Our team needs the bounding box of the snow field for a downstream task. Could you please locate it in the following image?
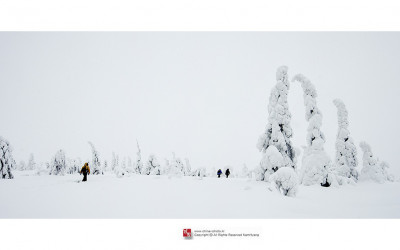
[1,171,399,218]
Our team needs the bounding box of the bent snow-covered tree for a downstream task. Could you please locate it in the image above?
[292,74,333,186]
[0,137,15,179]
[257,66,296,181]
[49,149,66,175]
[359,141,394,183]
[88,141,102,175]
[333,99,358,182]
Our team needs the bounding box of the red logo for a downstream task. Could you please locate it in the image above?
[183,229,192,237]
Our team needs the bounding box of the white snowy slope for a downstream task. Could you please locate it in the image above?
[0,171,399,218]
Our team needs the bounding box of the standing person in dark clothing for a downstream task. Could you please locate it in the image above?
[217,169,222,178]
[225,168,230,178]
[80,162,90,182]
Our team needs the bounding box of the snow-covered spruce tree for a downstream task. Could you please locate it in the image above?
[184,158,192,176]
[269,167,299,197]
[333,99,358,182]
[135,140,143,174]
[162,158,170,175]
[27,153,36,170]
[167,153,185,176]
[0,137,15,179]
[66,158,74,174]
[144,154,161,175]
[260,145,284,181]
[113,153,125,177]
[111,152,119,171]
[49,149,66,175]
[257,66,296,181]
[141,156,151,175]
[359,141,394,183]
[88,141,102,175]
[292,74,333,187]
[66,158,81,174]
[194,168,207,178]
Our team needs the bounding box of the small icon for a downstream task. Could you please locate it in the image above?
[183,229,192,238]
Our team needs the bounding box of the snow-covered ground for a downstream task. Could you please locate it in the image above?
[1,171,399,218]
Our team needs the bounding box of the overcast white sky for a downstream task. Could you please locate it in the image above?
[1,32,399,175]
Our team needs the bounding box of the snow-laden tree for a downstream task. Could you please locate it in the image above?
[142,156,152,175]
[144,154,161,175]
[292,74,333,186]
[162,158,170,175]
[257,66,296,168]
[184,158,192,176]
[111,152,118,171]
[49,149,66,175]
[269,167,299,197]
[259,145,284,181]
[0,137,15,179]
[112,153,126,177]
[66,158,81,174]
[27,153,36,170]
[359,141,394,183]
[333,99,358,182]
[193,168,207,178]
[135,140,143,174]
[167,153,185,176]
[88,141,102,175]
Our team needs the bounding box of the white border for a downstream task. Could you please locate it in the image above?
[1,1,400,249]
[0,219,398,250]
[1,0,400,31]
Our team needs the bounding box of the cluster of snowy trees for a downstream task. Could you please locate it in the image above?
[1,137,220,178]
[1,66,395,196]
[257,66,395,197]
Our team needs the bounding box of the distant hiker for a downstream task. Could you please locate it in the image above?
[217,169,222,178]
[225,168,230,178]
[80,162,90,182]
